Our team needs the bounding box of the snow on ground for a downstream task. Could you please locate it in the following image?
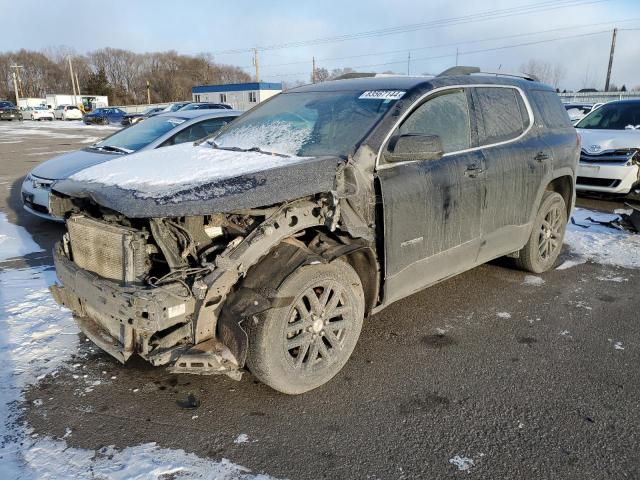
[0,121,118,142]
[449,455,475,472]
[70,142,310,198]
[0,214,275,479]
[0,212,43,261]
[561,207,640,270]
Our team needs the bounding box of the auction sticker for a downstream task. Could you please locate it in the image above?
[359,90,405,100]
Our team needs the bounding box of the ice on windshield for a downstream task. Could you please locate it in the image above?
[213,91,398,157]
[216,120,312,157]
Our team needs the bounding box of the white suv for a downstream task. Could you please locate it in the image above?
[54,105,83,120]
[575,99,640,194]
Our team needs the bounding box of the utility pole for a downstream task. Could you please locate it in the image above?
[10,65,24,97]
[12,71,20,106]
[455,48,459,66]
[75,72,81,96]
[146,80,151,104]
[68,56,78,105]
[312,56,317,83]
[407,51,411,76]
[253,48,260,82]
[604,28,617,92]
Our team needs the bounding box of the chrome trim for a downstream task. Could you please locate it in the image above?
[375,84,535,171]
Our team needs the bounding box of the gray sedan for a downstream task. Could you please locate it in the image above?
[21,109,241,221]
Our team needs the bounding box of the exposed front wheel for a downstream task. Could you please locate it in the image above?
[246,259,365,394]
[515,191,567,273]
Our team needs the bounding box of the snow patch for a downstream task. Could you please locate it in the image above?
[564,208,640,269]
[449,455,475,472]
[522,275,545,286]
[496,312,512,319]
[234,434,250,444]
[216,120,311,157]
[0,212,43,261]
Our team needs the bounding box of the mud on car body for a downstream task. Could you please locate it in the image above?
[49,68,579,394]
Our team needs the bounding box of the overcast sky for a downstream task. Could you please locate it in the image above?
[2,0,639,90]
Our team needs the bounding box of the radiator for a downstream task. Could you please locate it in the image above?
[67,215,150,283]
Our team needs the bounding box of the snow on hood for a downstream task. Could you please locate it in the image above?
[577,128,640,154]
[30,148,118,180]
[69,142,312,199]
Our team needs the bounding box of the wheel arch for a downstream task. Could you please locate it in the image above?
[545,173,574,217]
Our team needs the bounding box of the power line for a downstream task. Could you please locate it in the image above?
[260,28,625,78]
[212,0,610,55]
[248,17,639,70]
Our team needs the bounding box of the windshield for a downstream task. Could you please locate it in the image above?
[213,90,400,157]
[576,102,640,130]
[93,115,185,152]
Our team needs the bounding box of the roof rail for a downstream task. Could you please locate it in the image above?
[436,66,539,82]
[479,70,539,82]
[333,72,377,80]
[437,66,480,77]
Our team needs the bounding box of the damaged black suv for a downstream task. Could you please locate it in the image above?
[49,67,579,394]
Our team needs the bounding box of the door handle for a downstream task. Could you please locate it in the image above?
[535,152,550,162]
[464,165,485,178]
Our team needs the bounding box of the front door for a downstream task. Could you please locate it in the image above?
[377,88,485,305]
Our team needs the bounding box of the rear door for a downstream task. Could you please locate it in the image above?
[471,86,548,262]
[377,88,485,304]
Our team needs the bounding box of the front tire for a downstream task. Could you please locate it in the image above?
[515,191,567,273]
[246,259,365,394]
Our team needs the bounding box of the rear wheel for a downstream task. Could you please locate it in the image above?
[246,259,365,394]
[515,191,567,273]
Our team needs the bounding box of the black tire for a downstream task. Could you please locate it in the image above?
[246,259,365,394]
[515,191,567,273]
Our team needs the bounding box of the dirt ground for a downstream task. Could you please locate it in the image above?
[1,121,639,479]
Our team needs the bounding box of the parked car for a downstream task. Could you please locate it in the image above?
[0,100,22,121]
[22,106,54,121]
[575,99,640,194]
[564,103,593,124]
[121,106,167,126]
[178,102,232,111]
[22,110,241,220]
[83,107,126,125]
[48,71,578,394]
[53,105,83,120]
[158,102,192,114]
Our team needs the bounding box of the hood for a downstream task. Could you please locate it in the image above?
[30,148,119,180]
[53,142,344,218]
[577,128,640,154]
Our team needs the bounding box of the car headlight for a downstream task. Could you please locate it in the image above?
[24,173,34,183]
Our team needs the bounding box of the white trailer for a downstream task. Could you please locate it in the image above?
[45,94,109,111]
[17,97,46,109]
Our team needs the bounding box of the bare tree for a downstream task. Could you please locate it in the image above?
[520,59,566,88]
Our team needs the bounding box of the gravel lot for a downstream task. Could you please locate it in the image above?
[1,121,639,479]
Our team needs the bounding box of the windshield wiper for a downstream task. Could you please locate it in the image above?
[209,140,290,158]
[90,145,134,154]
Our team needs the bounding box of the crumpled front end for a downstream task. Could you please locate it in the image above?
[49,211,244,377]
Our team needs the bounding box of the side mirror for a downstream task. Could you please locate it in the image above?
[385,134,444,163]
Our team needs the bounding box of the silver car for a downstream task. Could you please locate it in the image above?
[22,109,241,220]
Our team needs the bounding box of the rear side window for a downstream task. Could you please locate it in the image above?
[529,90,572,128]
[398,89,471,154]
[475,87,526,145]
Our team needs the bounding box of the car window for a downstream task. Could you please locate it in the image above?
[93,116,186,151]
[397,89,471,154]
[576,102,640,130]
[162,118,231,146]
[475,87,526,145]
[530,90,572,129]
